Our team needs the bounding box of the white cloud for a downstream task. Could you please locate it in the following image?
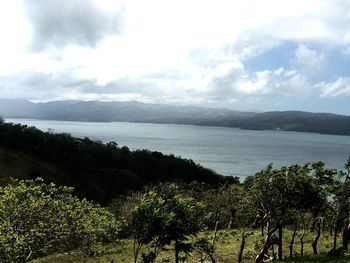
[200,63,313,108]
[294,44,326,73]
[0,0,32,75]
[0,0,350,111]
[316,77,350,98]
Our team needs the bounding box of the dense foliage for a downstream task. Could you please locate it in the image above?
[0,178,121,262]
[0,119,238,203]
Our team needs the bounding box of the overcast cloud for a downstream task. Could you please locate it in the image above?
[0,0,350,113]
[24,0,124,50]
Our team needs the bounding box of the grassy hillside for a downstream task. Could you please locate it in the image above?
[0,147,69,186]
[31,229,350,263]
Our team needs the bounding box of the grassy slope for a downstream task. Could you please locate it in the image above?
[0,147,70,186]
[32,229,350,263]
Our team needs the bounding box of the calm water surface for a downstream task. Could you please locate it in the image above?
[8,119,350,179]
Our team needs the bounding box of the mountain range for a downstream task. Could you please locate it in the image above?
[1,98,350,136]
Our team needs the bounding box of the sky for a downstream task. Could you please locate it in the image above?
[0,0,350,114]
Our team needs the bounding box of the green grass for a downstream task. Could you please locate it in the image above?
[280,255,350,262]
[31,229,350,263]
[0,147,70,186]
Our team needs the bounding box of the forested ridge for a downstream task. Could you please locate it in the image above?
[199,111,350,136]
[1,117,350,262]
[0,118,237,203]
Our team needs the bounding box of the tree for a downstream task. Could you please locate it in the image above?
[203,184,245,229]
[130,184,209,263]
[328,170,350,254]
[0,178,121,262]
[131,191,170,263]
[163,184,209,263]
[250,164,325,262]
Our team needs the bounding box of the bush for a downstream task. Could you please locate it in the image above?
[0,178,121,262]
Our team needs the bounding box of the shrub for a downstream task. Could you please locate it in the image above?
[0,178,121,262]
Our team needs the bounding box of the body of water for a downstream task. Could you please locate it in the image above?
[7,119,350,179]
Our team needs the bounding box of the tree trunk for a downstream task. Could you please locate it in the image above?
[300,229,306,256]
[342,221,350,251]
[133,239,141,263]
[209,254,216,263]
[333,223,338,251]
[214,208,219,228]
[255,236,272,263]
[330,219,334,236]
[312,218,322,254]
[310,217,316,232]
[175,240,179,263]
[255,221,279,263]
[272,244,277,261]
[289,225,297,258]
[255,220,281,263]
[238,233,246,263]
[230,207,236,228]
[278,223,283,260]
[133,242,137,263]
[210,221,218,263]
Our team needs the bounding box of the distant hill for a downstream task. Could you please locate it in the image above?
[0,98,253,123]
[200,111,350,136]
[1,98,350,135]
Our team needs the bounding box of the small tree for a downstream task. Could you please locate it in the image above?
[131,191,171,263]
[131,184,209,263]
[163,184,209,263]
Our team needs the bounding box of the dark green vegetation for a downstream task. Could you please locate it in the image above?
[0,118,237,203]
[1,117,350,262]
[0,146,68,185]
[1,98,350,135]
